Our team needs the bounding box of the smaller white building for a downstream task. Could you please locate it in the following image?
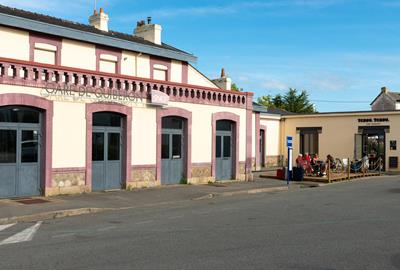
[371,87,400,111]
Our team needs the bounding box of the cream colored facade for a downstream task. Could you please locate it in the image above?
[0,6,255,198]
[281,112,400,172]
[0,26,218,88]
[260,115,282,166]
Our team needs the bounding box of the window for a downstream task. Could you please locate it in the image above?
[33,43,57,65]
[92,133,104,161]
[97,52,120,74]
[162,117,183,130]
[99,59,117,73]
[216,136,222,158]
[223,136,231,158]
[0,130,17,163]
[108,133,120,161]
[0,106,40,123]
[161,134,169,159]
[93,112,122,127]
[300,132,319,156]
[34,49,56,65]
[153,64,168,81]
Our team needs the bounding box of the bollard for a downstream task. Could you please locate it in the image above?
[379,158,382,176]
[347,158,350,180]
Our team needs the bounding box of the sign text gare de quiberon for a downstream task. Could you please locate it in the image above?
[41,83,169,107]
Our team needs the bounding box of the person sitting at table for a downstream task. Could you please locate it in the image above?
[296,154,305,169]
[312,153,326,176]
[326,154,336,170]
[303,152,313,175]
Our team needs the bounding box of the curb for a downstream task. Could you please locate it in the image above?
[0,207,112,225]
[0,185,293,225]
[192,186,289,201]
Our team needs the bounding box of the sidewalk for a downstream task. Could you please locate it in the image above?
[0,177,293,224]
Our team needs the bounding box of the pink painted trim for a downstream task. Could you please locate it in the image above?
[52,167,85,173]
[255,113,260,169]
[156,107,192,182]
[95,46,122,74]
[182,62,188,84]
[211,112,240,179]
[132,164,156,170]
[260,125,267,168]
[29,32,62,65]
[192,162,212,167]
[86,103,132,189]
[0,93,53,193]
[150,56,172,81]
[245,93,253,179]
[0,57,252,109]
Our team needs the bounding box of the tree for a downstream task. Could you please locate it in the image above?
[257,95,273,107]
[257,88,316,113]
[231,83,242,92]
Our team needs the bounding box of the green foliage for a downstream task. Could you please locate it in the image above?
[257,88,316,113]
[231,83,243,92]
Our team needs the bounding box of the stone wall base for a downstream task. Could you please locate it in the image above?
[126,180,159,190]
[265,155,283,168]
[45,185,90,197]
[188,177,214,185]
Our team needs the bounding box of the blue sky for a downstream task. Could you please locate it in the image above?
[2,0,400,112]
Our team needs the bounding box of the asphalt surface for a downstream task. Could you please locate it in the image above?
[0,177,287,220]
[0,176,399,270]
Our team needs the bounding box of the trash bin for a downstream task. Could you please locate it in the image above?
[276,168,285,180]
[293,167,304,181]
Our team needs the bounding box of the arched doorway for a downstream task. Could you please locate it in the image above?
[215,120,234,180]
[0,106,42,197]
[91,112,123,191]
[260,128,266,168]
[161,116,185,184]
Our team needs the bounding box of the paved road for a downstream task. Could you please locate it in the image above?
[0,176,399,270]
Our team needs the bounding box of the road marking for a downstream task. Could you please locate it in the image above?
[0,221,42,246]
[0,223,16,232]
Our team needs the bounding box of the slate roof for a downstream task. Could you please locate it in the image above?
[0,4,193,58]
[370,90,400,105]
[252,102,295,115]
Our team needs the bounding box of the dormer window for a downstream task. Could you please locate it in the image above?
[153,64,168,81]
[29,33,62,65]
[34,43,57,65]
[96,46,121,74]
[99,54,118,73]
[150,57,171,81]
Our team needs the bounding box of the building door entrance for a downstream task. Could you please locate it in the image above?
[0,106,41,198]
[356,126,386,171]
[92,112,123,191]
[216,120,233,180]
[161,117,184,185]
[260,129,265,168]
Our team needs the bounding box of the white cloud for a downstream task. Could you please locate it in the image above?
[261,79,289,91]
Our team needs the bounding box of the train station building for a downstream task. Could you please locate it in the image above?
[0,5,398,199]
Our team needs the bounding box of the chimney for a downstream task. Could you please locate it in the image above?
[134,17,162,45]
[89,8,109,32]
[212,68,232,91]
[381,86,388,94]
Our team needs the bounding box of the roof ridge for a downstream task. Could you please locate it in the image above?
[0,4,193,58]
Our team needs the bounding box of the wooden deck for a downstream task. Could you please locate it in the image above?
[303,172,381,183]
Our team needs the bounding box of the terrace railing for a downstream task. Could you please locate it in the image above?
[0,57,253,109]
